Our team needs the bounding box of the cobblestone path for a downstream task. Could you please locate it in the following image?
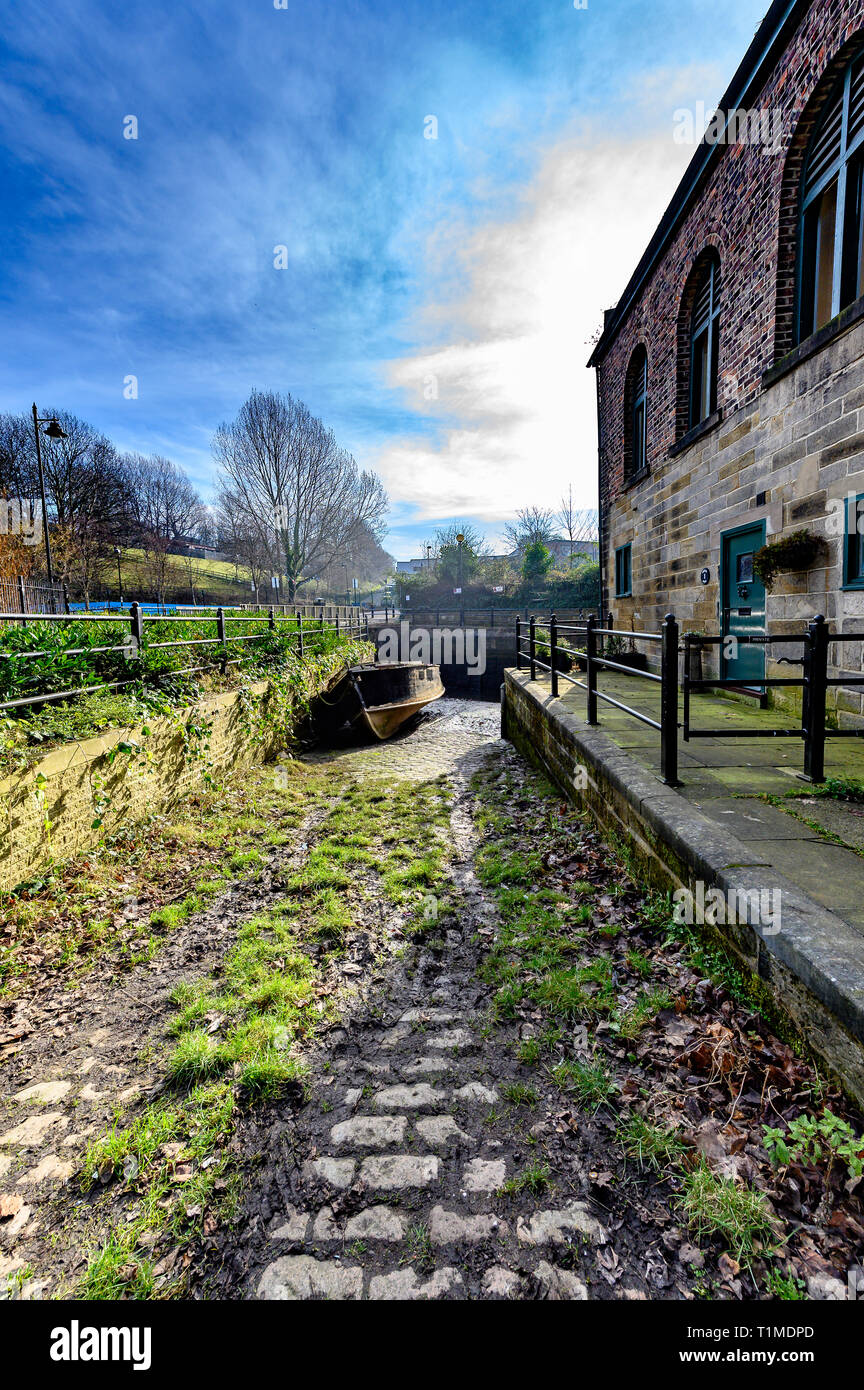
[241,700,621,1301]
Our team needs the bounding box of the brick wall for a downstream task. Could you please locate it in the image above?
[595,0,864,713]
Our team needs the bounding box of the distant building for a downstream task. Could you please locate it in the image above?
[395,558,432,574]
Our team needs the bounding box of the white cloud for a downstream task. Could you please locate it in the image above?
[373,123,694,522]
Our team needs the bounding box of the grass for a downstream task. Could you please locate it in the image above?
[74,765,455,1298]
[550,1056,616,1109]
[678,1159,778,1266]
[500,1161,551,1197]
[502,1081,538,1106]
[620,1115,688,1171]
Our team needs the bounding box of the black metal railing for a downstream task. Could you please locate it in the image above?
[515,611,680,786]
[516,609,864,786]
[0,605,370,713]
[683,616,864,783]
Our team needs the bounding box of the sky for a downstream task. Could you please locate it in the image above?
[0,0,769,559]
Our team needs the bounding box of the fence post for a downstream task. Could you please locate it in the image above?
[803,614,828,782]
[515,616,522,670]
[268,605,276,630]
[217,606,227,673]
[529,615,537,680]
[62,582,70,615]
[660,612,680,786]
[550,612,559,697]
[130,601,144,660]
[682,631,691,744]
[17,574,26,618]
[585,614,598,724]
[606,611,613,661]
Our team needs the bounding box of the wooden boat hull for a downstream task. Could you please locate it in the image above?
[313,662,444,740]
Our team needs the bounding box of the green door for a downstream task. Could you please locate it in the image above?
[721,523,766,688]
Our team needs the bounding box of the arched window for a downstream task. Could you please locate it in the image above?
[624,346,648,480]
[689,256,720,428]
[799,49,864,340]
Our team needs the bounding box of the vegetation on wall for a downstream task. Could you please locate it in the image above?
[753,530,827,591]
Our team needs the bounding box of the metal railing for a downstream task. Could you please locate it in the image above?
[0,575,68,616]
[516,609,864,786]
[683,615,864,783]
[0,604,370,713]
[516,611,680,785]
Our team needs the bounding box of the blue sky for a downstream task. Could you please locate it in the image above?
[1,0,767,558]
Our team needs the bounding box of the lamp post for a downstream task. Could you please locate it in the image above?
[113,546,123,606]
[426,543,433,572]
[31,404,67,585]
[456,532,465,591]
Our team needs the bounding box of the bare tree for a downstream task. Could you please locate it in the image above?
[556,488,599,563]
[213,389,388,600]
[503,507,557,555]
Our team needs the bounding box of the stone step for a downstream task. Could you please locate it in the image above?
[371,1083,447,1111]
[258,1255,362,1300]
[368,1267,464,1300]
[359,1154,439,1189]
[414,1116,475,1148]
[428,1205,508,1245]
[329,1115,407,1150]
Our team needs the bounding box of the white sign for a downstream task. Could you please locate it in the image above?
[492,585,504,593]
[453,587,462,595]
[271,575,279,588]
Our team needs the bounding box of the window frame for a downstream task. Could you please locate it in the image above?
[628,347,648,480]
[843,492,864,590]
[797,51,864,343]
[615,543,632,598]
[689,258,720,430]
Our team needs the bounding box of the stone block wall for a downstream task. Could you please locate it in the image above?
[0,682,280,892]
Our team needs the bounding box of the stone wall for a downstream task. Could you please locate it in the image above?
[604,317,864,716]
[503,669,864,1107]
[0,682,281,892]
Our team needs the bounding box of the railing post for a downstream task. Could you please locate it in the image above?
[217,606,227,673]
[606,611,613,661]
[17,574,26,617]
[803,614,828,782]
[529,615,537,681]
[660,612,679,786]
[515,616,522,670]
[550,612,559,697]
[682,631,691,743]
[586,613,598,724]
[129,601,144,660]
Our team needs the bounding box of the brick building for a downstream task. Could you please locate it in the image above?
[589,0,864,715]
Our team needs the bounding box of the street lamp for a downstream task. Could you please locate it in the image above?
[31,404,67,584]
[426,543,433,571]
[113,546,123,606]
[456,532,465,591]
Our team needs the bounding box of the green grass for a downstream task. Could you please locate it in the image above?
[620,1115,688,1171]
[550,1056,616,1109]
[678,1159,778,1265]
[502,1081,538,1106]
[500,1161,551,1197]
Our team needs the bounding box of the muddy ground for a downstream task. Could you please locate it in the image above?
[1,698,862,1300]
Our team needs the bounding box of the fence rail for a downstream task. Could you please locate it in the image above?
[515,610,864,785]
[0,604,369,713]
[0,576,68,616]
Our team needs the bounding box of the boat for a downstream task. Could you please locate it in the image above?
[312,661,445,740]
